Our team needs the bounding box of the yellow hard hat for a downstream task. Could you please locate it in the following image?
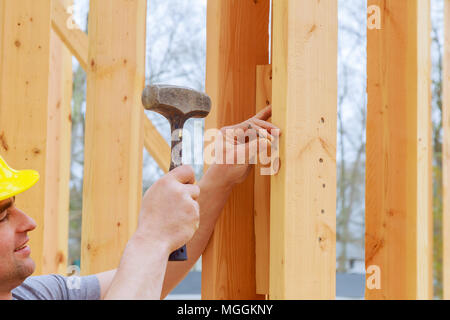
[0,155,40,202]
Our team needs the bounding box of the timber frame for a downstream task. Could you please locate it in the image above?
[0,0,448,300]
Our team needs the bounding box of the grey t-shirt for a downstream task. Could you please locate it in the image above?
[11,274,101,300]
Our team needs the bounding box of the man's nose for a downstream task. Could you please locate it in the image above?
[14,208,37,233]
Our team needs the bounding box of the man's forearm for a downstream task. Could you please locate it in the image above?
[104,233,170,300]
[99,165,232,300]
[160,164,233,299]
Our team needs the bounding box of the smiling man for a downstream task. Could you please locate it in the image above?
[0,196,36,285]
[0,106,279,300]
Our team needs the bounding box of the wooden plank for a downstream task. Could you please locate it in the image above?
[0,0,53,275]
[51,0,88,71]
[81,0,147,275]
[47,25,73,275]
[443,0,450,301]
[417,0,433,299]
[202,0,270,299]
[270,0,338,300]
[0,2,3,76]
[0,0,4,108]
[366,0,432,300]
[143,116,170,173]
[254,64,272,295]
[57,35,73,276]
[50,2,170,174]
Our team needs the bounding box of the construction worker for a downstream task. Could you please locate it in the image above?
[0,106,279,300]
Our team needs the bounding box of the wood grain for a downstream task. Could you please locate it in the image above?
[254,64,272,295]
[366,0,432,300]
[51,0,88,71]
[270,0,338,300]
[0,0,53,275]
[202,0,270,300]
[81,0,146,275]
[51,0,170,172]
[46,26,72,275]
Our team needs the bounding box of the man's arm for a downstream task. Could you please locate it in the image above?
[94,165,232,300]
[103,234,171,300]
[159,106,278,298]
[95,269,115,299]
[160,164,233,299]
[95,106,278,299]
[101,166,200,300]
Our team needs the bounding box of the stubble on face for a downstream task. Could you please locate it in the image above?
[0,250,35,291]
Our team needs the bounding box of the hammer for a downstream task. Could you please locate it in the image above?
[142,84,211,261]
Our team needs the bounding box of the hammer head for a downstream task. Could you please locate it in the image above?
[142,84,211,121]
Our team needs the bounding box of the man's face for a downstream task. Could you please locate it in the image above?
[0,197,37,290]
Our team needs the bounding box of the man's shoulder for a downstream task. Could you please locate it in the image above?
[12,274,100,300]
[12,275,66,300]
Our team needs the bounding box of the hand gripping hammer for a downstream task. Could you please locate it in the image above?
[142,84,212,261]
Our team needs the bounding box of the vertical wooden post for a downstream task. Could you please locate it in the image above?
[0,0,53,275]
[202,0,270,299]
[270,0,338,300]
[0,1,3,69]
[366,0,432,299]
[443,0,450,300]
[81,0,146,275]
[255,64,272,296]
[47,25,73,275]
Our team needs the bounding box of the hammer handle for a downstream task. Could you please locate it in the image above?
[169,120,188,261]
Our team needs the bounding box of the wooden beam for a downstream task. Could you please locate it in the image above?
[47,25,73,275]
[143,117,170,173]
[51,0,88,71]
[270,0,338,300]
[443,0,450,301]
[0,0,53,275]
[254,64,272,295]
[0,2,3,70]
[50,0,170,173]
[202,0,270,299]
[366,0,432,299]
[81,0,146,274]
